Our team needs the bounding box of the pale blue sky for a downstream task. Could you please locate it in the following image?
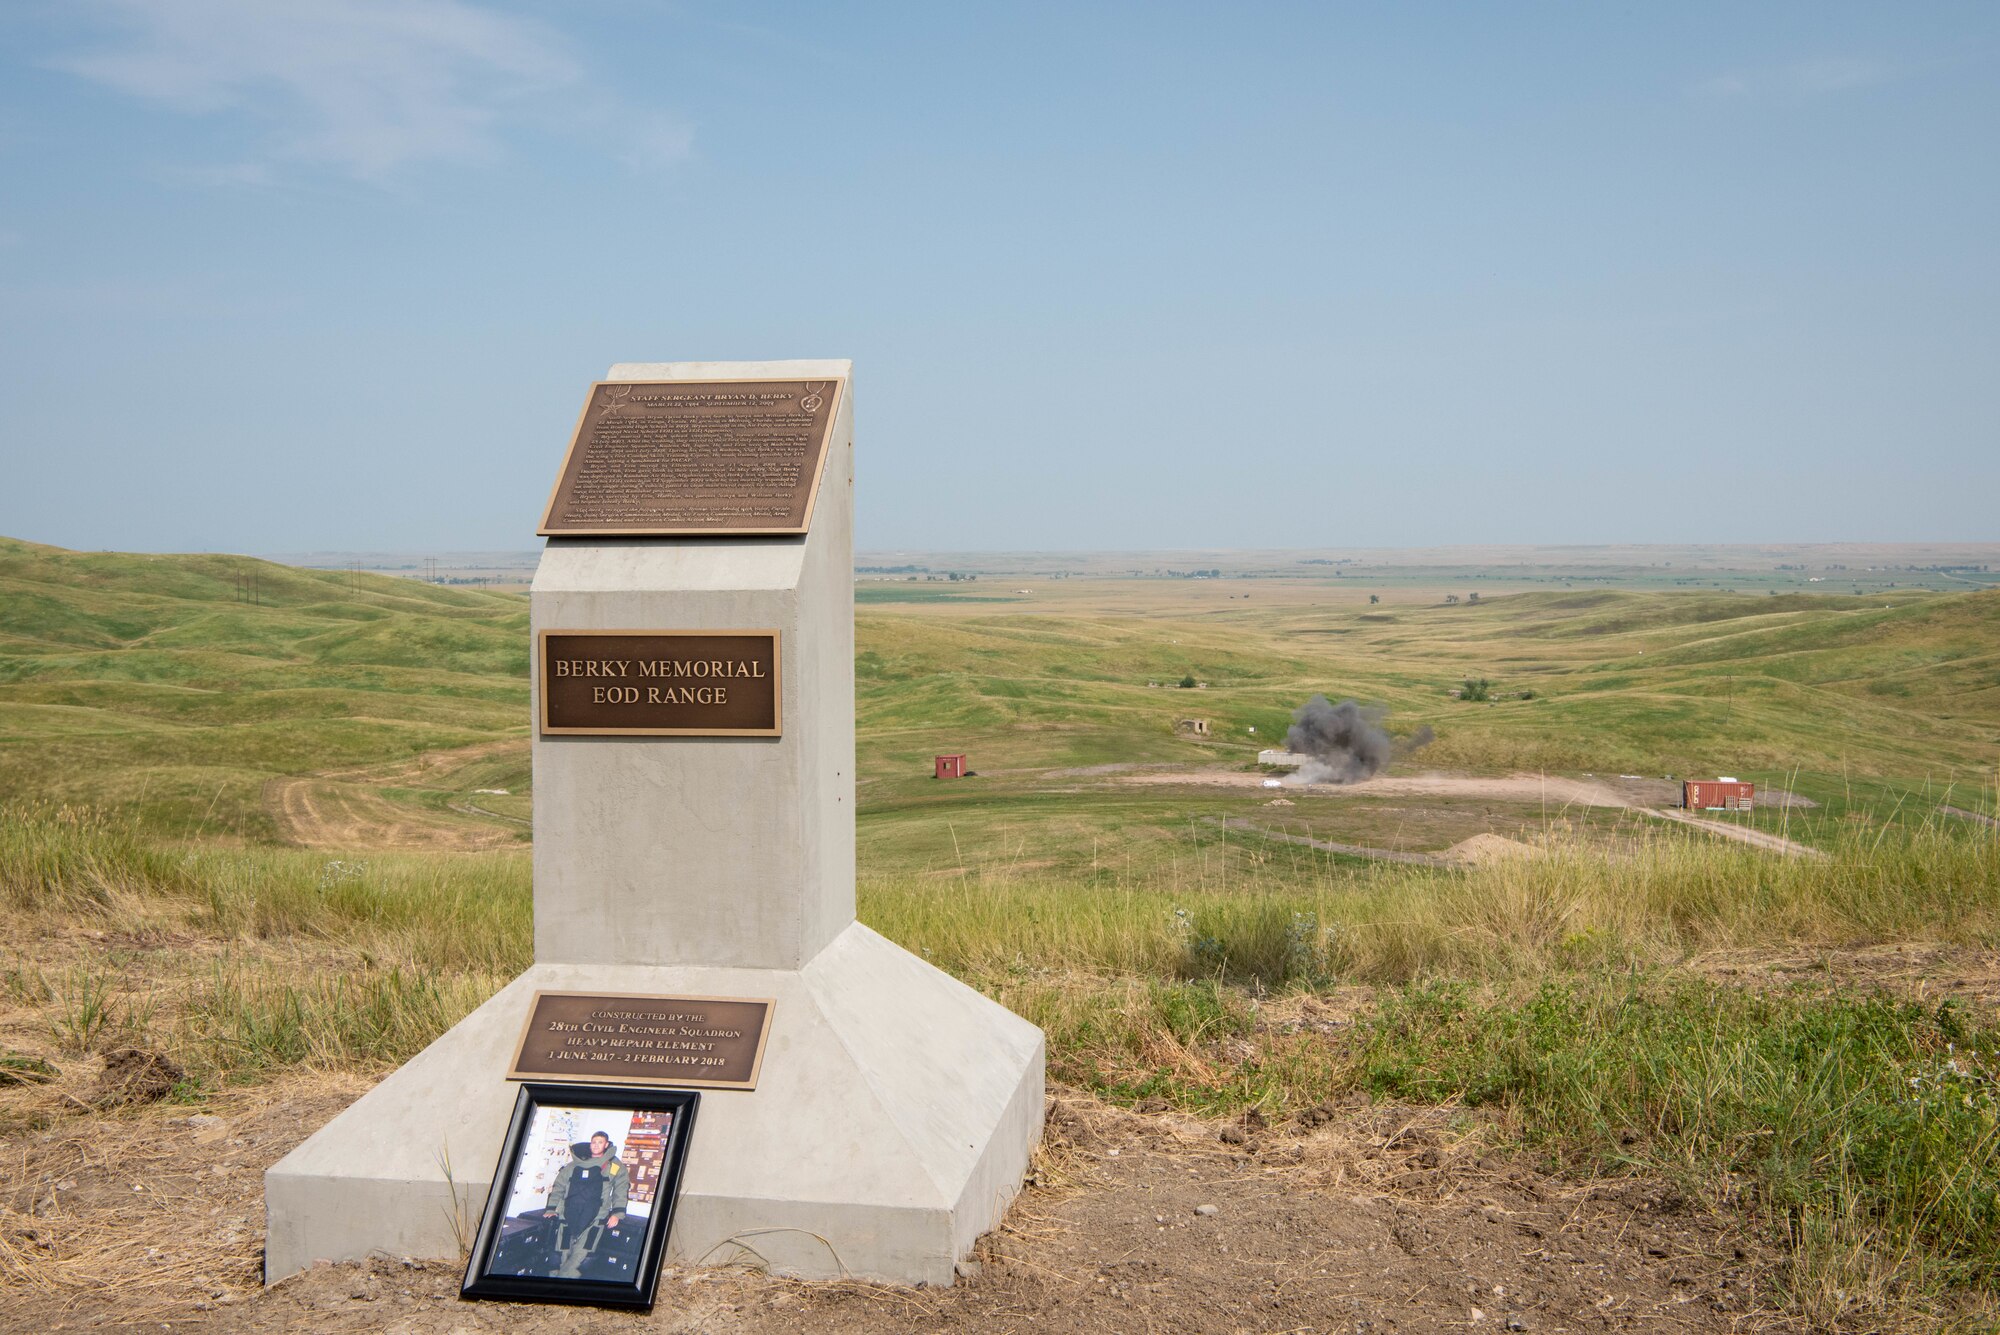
[1,2,1994,553]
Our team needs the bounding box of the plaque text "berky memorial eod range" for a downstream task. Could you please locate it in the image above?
[539,631,779,736]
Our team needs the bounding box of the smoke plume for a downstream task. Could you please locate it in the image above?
[1283,695,1431,785]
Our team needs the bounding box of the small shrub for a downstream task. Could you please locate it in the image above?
[1174,902,1340,988]
[50,968,121,1054]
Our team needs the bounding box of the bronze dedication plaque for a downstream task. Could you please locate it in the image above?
[538,378,845,536]
[508,992,774,1090]
[540,630,779,736]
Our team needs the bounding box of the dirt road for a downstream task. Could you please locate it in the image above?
[1644,809,1826,859]
[1124,770,1650,810]
[264,740,529,851]
[264,777,520,851]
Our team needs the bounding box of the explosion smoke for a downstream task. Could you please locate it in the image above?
[1283,695,1432,785]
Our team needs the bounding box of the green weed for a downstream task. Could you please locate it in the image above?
[0,1052,57,1086]
[49,967,121,1054]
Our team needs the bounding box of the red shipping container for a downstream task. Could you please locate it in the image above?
[1683,780,1755,811]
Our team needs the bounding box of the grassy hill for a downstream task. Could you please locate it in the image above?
[0,537,528,841]
[851,584,2000,875]
[1,538,1995,856]
[859,586,2000,780]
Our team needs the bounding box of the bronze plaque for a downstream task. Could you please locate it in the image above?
[540,630,779,736]
[508,992,775,1090]
[538,378,844,536]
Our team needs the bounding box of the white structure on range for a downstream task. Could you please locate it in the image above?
[264,360,1045,1285]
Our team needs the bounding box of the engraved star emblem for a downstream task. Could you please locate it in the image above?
[597,384,633,416]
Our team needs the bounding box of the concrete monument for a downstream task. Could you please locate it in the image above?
[265,359,1044,1285]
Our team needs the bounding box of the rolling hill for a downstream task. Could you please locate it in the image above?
[1,537,1995,853]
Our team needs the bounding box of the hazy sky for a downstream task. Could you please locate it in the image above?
[1,2,1994,554]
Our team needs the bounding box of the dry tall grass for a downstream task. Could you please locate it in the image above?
[865,814,2000,988]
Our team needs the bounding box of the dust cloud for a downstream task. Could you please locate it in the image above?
[1283,695,1432,784]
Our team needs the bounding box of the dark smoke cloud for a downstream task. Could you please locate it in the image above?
[1283,696,1431,785]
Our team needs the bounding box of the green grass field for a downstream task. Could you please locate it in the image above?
[6,534,1996,848]
[3,536,1999,1326]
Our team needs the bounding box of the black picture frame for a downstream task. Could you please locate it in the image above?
[461,1082,699,1310]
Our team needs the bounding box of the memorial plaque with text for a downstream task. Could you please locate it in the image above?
[508,992,774,1090]
[538,378,844,535]
[540,630,779,736]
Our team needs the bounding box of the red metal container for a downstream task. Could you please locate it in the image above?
[1683,780,1755,811]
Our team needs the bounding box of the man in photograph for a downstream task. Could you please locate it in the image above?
[543,1130,629,1278]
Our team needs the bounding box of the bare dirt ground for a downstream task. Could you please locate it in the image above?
[263,741,528,851]
[1689,942,2000,1010]
[1124,771,1650,811]
[1134,771,1825,860]
[1,1085,1791,1335]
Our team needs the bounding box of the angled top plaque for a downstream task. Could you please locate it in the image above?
[538,378,845,536]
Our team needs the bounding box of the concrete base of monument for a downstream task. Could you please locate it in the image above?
[263,923,1044,1287]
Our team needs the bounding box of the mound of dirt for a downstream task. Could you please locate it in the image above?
[1445,833,1543,864]
[95,1046,184,1106]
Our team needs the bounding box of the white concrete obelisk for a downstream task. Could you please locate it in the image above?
[265,360,1044,1285]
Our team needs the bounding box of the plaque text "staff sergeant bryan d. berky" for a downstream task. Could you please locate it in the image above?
[539,630,780,736]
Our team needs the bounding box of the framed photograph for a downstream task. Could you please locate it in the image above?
[461,1083,699,1309]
